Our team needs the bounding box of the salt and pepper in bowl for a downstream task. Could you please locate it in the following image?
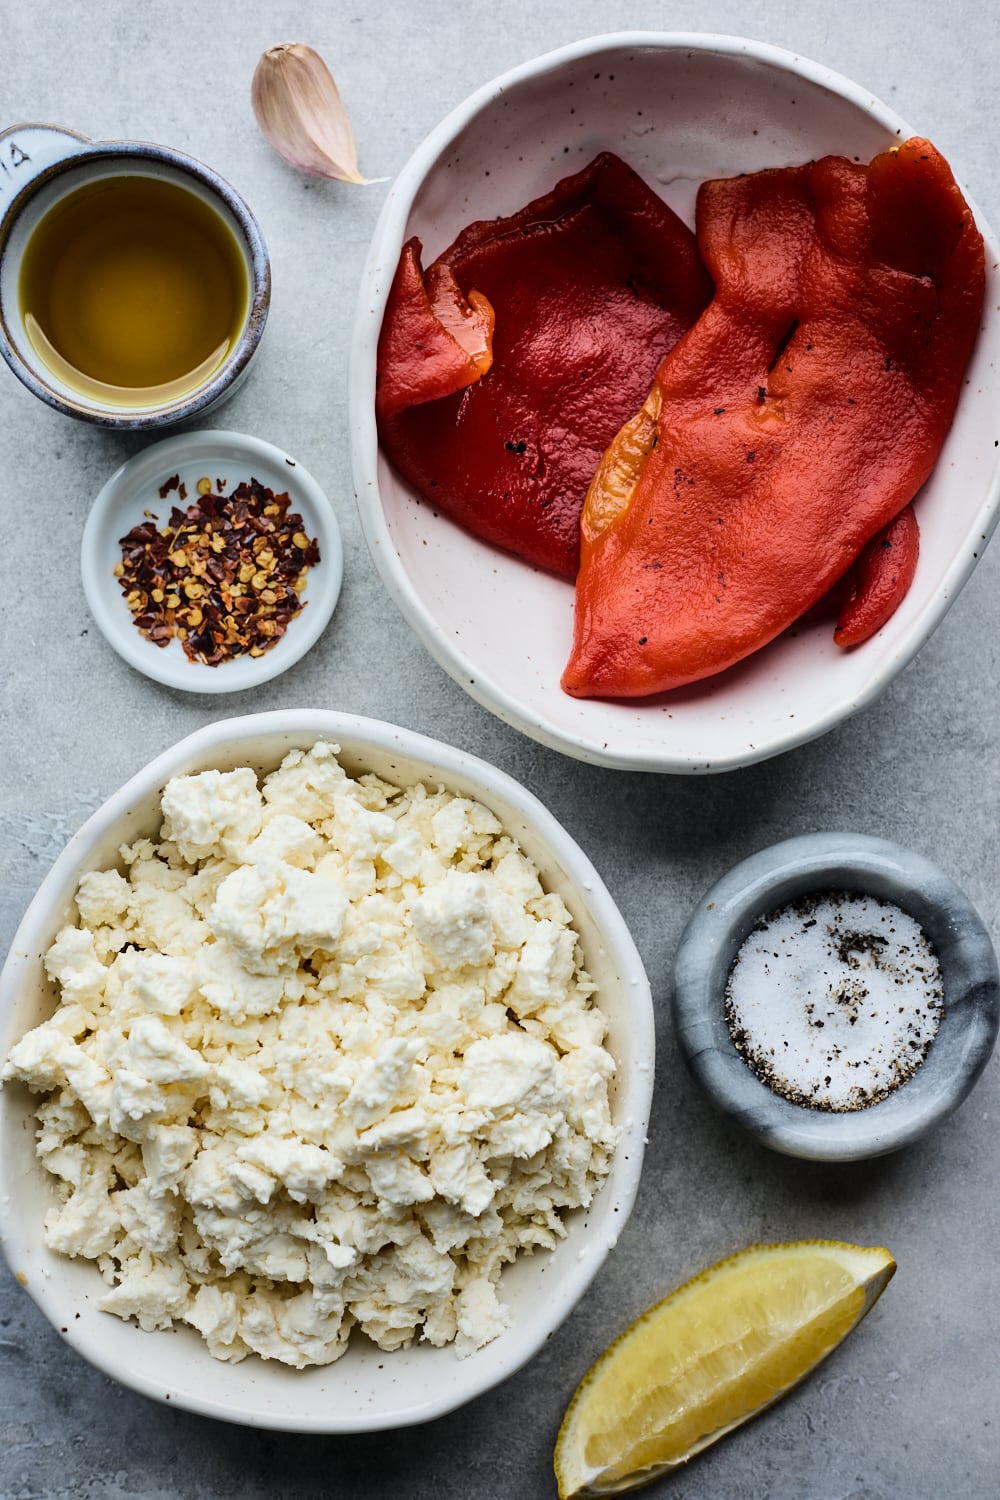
[672,833,1000,1161]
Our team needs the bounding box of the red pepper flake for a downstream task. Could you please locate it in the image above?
[156,474,189,500]
[115,477,321,666]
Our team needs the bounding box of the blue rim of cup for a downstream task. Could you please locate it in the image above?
[0,131,270,428]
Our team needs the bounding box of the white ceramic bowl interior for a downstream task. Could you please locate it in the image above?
[350,33,1000,772]
[0,710,653,1431]
[81,431,343,692]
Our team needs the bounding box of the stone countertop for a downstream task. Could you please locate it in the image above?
[1,2,997,1497]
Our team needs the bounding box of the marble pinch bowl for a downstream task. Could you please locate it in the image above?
[0,710,653,1431]
[671,833,1000,1161]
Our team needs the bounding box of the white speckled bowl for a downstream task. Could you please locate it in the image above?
[0,711,652,1431]
[350,33,1000,772]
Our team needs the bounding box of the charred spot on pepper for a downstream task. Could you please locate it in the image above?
[767,318,799,374]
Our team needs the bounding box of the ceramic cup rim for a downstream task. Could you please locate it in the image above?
[0,130,270,428]
[671,832,1000,1161]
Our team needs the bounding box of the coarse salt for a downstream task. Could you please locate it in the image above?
[725,890,943,1112]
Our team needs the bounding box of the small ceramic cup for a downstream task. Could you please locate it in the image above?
[672,832,1000,1160]
[0,123,270,427]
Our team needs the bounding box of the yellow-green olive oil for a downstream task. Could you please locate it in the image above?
[19,174,248,406]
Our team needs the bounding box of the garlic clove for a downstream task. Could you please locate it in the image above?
[252,42,366,184]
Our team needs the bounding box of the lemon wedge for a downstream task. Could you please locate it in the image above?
[554,1239,895,1498]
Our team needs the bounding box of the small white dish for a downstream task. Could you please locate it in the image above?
[0,710,653,1431]
[350,32,1000,772]
[81,430,343,692]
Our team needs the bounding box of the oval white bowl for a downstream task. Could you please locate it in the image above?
[0,710,653,1431]
[350,33,1000,772]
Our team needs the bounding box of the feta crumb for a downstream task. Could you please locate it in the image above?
[208,858,348,975]
[161,767,263,862]
[411,872,495,972]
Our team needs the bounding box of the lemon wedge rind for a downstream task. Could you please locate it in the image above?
[554,1238,896,1499]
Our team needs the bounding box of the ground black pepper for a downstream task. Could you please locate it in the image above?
[725,889,944,1112]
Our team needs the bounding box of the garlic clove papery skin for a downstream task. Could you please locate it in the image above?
[252,42,366,184]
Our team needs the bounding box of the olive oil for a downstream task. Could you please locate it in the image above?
[19,174,248,407]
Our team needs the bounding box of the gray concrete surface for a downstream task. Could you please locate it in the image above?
[1,2,998,1496]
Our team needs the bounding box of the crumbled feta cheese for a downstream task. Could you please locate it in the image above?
[247,814,324,868]
[43,927,107,1006]
[207,858,347,975]
[411,872,495,972]
[75,869,132,929]
[161,767,262,862]
[2,743,617,1369]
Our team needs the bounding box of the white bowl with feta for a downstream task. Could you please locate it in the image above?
[0,711,653,1430]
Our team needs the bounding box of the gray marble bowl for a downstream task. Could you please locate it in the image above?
[672,833,999,1160]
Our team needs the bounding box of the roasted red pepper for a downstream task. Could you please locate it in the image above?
[563,138,984,698]
[376,153,712,577]
[834,503,920,647]
[375,243,494,416]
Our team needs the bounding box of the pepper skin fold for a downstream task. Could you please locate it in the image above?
[834,503,920,648]
[563,138,984,698]
[376,153,712,577]
[375,242,495,417]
